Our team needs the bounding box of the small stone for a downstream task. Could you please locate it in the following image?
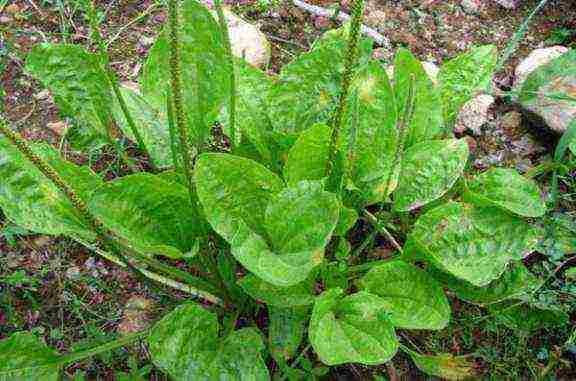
[461,0,481,14]
[365,10,387,29]
[515,46,569,87]
[454,94,495,135]
[139,35,155,47]
[313,15,332,30]
[219,10,271,68]
[492,0,522,8]
[34,89,50,100]
[4,4,20,14]
[47,121,70,136]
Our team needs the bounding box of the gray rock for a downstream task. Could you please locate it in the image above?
[139,35,155,47]
[454,94,495,136]
[492,0,522,9]
[522,76,576,134]
[515,46,568,87]
[219,10,271,68]
[515,46,576,134]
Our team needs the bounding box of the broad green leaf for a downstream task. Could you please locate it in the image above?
[238,274,315,307]
[268,26,372,135]
[195,153,284,241]
[518,50,576,136]
[149,303,268,380]
[269,306,309,362]
[359,261,450,330]
[430,262,540,305]
[309,289,398,366]
[394,48,443,146]
[407,350,475,381]
[347,63,399,205]
[25,43,113,142]
[284,124,331,185]
[393,139,468,212]
[196,154,338,286]
[88,174,202,259]
[565,267,576,281]
[112,85,173,169]
[541,214,576,255]
[260,181,339,280]
[0,332,61,381]
[465,168,546,217]
[224,60,274,161]
[142,0,230,147]
[232,180,338,286]
[0,139,101,241]
[489,301,569,332]
[408,202,541,287]
[439,45,497,127]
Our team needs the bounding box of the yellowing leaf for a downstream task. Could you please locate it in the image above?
[408,350,475,380]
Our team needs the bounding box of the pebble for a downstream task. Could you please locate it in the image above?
[365,10,387,29]
[47,121,70,136]
[492,0,522,9]
[461,0,482,14]
[34,89,50,100]
[139,35,155,47]
[313,15,332,30]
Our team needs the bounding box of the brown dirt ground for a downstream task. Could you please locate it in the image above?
[1,0,576,379]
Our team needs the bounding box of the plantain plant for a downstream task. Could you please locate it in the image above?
[0,0,570,379]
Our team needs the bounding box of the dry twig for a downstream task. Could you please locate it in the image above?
[292,0,390,48]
